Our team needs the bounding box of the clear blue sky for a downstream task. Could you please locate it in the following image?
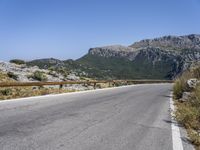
[0,0,200,61]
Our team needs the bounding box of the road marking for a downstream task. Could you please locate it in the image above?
[170,92,184,150]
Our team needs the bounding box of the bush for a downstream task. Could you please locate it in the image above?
[32,71,47,81]
[173,70,193,99]
[173,79,186,99]
[190,85,200,108]
[188,129,200,147]
[57,68,69,77]
[176,103,199,129]
[10,59,25,65]
[0,72,9,81]
[192,66,200,79]
[0,89,12,96]
[7,72,18,80]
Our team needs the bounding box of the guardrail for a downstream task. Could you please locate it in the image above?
[0,80,174,89]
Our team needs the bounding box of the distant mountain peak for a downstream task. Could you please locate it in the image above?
[130,34,200,50]
[89,45,135,53]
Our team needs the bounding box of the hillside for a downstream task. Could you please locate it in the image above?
[26,34,200,80]
[130,34,200,50]
[77,34,200,79]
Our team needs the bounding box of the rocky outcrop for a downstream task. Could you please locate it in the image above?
[0,61,80,82]
[89,45,140,61]
[130,34,200,50]
[187,78,200,89]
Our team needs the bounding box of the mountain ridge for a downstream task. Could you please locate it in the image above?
[24,34,200,80]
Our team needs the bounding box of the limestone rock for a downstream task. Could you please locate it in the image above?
[187,78,199,88]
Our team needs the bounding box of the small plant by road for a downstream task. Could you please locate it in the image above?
[7,72,18,80]
[32,71,48,81]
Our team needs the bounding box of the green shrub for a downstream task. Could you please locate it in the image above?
[57,68,69,77]
[7,72,18,80]
[173,79,186,99]
[173,70,194,99]
[189,85,200,108]
[32,71,47,81]
[192,66,200,79]
[0,88,12,96]
[10,59,25,65]
[176,103,199,130]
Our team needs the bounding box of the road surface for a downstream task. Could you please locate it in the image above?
[0,84,190,150]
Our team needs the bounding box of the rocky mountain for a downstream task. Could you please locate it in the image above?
[23,34,200,80]
[130,34,200,50]
[77,34,200,79]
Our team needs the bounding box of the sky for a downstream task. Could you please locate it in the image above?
[0,0,200,61]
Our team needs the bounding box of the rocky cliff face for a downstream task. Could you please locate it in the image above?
[88,45,139,61]
[84,34,200,79]
[130,34,200,50]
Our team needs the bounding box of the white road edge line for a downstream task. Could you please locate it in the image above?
[170,92,184,150]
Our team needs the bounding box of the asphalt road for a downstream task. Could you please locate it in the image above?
[0,84,177,150]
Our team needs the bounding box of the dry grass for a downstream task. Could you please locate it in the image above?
[173,70,192,99]
[174,65,200,149]
[0,86,75,100]
[175,98,200,149]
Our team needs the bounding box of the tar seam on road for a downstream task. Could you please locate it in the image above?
[170,92,184,150]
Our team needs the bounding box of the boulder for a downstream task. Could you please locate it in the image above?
[181,92,191,102]
[67,74,80,81]
[187,78,199,88]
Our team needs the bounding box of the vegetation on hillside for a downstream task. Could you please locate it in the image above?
[31,71,48,81]
[26,54,180,80]
[7,72,18,80]
[77,54,176,79]
[10,59,26,65]
[173,65,200,149]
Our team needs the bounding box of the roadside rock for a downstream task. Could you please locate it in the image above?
[67,73,80,80]
[181,92,191,102]
[187,78,199,88]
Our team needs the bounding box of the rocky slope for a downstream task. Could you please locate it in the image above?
[0,61,95,91]
[130,34,200,50]
[78,34,200,79]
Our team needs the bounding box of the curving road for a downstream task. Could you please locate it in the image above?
[0,84,190,150]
